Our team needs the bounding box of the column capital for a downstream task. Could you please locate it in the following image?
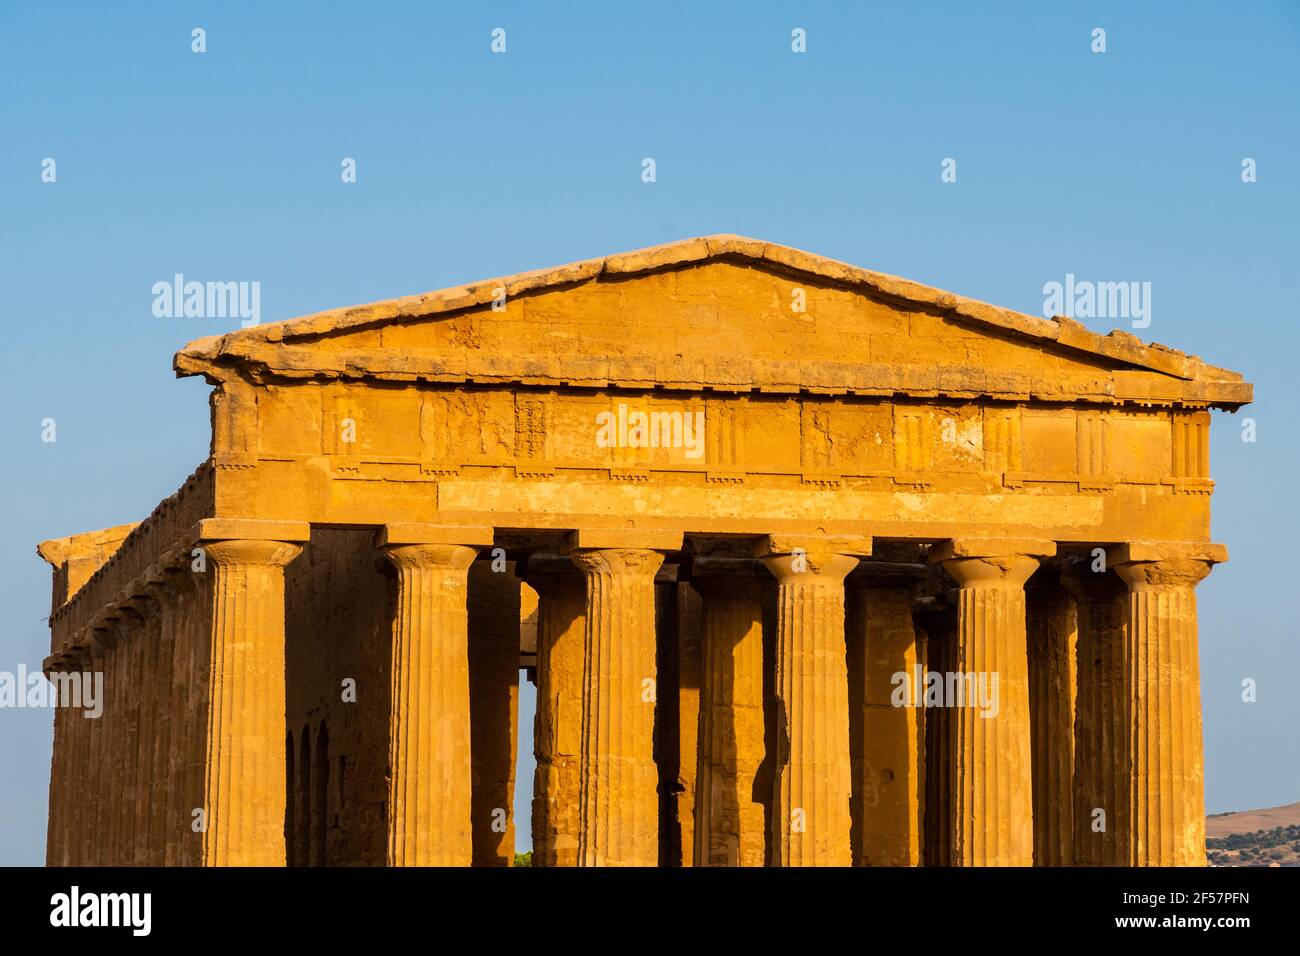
[88,610,120,648]
[123,589,162,622]
[1106,542,1226,590]
[160,561,202,596]
[382,543,480,574]
[930,538,1055,589]
[203,539,303,568]
[62,644,93,671]
[98,600,136,647]
[570,547,665,577]
[143,570,169,596]
[760,551,859,584]
[114,596,144,629]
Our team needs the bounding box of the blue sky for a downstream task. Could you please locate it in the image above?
[1,1,1297,865]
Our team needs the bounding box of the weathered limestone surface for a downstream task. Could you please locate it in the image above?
[380,527,490,867]
[201,535,303,866]
[144,580,174,865]
[569,532,679,866]
[170,566,206,867]
[35,236,1248,868]
[760,536,866,867]
[1111,543,1224,867]
[932,539,1053,867]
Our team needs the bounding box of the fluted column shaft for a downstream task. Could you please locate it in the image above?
[201,538,302,866]
[44,663,67,866]
[145,579,175,866]
[691,564,767,867]
[570,547,664,866]
[113,609,142,866]
[92,628,122,865]
[45,681,68,866]
[65,648,93,866]
[129,595,162,866]
[85,640,107,866]
[932,540,1051,866]
[160,568,199,866]
[1111,545,1219,867]
[382,542,479,866]
[760,550,859,867]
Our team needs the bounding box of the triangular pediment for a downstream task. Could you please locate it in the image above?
[175,235,1250,409]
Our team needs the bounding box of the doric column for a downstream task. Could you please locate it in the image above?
[66,645,94,867]
[1109,542,1225,867]
[44,658,69,867]
[930,538,1054,867]
[1060,559,1128,866]
[1025,569,1077,866]
[758,534,869,867]
[125,592,162,866]
[144,574,175,866]
[197,519,307,866]
[914,593,956,866]
[846,560,927,866]
[689,557,767,867]
[43,653,68,867]
[112,603,143,866]
[164,563,202,867]
[378,523,492,867]
[519,555,587,866]
[85,637,108,866]
[566,529,682,867]
[93,614,127,865]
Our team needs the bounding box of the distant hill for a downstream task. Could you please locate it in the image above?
[1206,801,1300,866]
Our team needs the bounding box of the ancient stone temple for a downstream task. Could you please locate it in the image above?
[38,236,1251,867]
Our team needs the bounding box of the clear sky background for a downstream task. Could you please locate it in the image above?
[1,1,1296,865]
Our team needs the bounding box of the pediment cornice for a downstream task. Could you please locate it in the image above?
[173,235,1251,409]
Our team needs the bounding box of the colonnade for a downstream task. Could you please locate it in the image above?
[43,524,1223,867]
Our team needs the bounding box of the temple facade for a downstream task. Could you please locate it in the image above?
[37,236,1251,866]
